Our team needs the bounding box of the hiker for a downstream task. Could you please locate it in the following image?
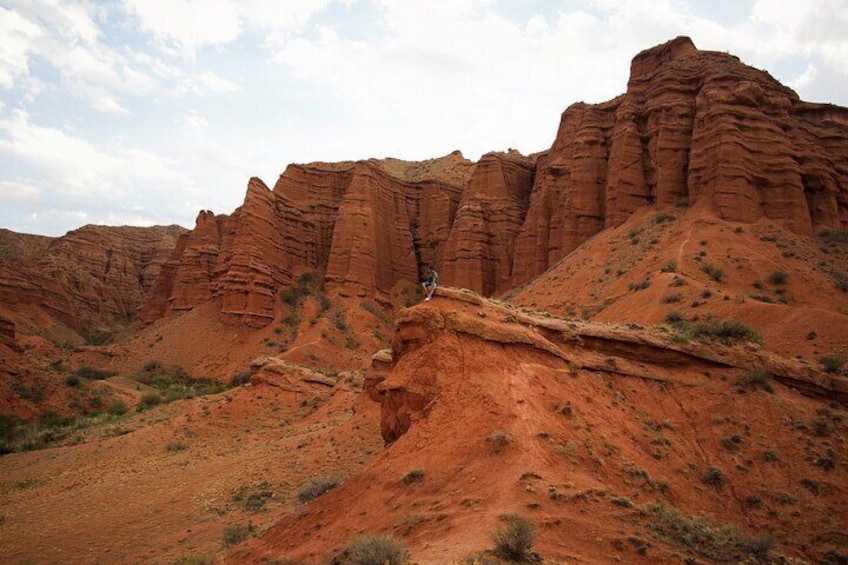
[421,266,439,302]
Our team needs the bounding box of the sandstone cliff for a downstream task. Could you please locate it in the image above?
[512,36,848,285]
[142,37,848,325]
[143,153,472,324]
[0,225,184,335]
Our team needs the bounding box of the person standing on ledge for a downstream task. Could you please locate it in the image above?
[421,265,439,302]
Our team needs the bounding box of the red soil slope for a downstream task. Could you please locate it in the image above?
[227,288,847,564]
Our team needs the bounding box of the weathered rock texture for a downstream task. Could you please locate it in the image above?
[511,36,848,285]
[141,37,848,324]
[440,151,535,296]
[142,153,472,325]
[0,225,184,333]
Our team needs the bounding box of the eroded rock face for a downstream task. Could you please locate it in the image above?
[0,225,184,332]
[143,154,471,324]
[512,36,848,286]
[440,152,535,296]
[142,37,848,322]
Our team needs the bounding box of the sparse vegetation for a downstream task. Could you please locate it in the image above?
[486,430,511,447]
[691,319,762,345]
[819,355,846,374]
[767,270,788,285]
[401,469,425,485]
[700,263,725,282]
[297,475,341,502]
[665,311,684,324]
[72,365,117,380]
[135,363,226,404]
[611,497,634,508]
[702,467,726,488]
[492,515,537,563]
[736,367,774,393]
[644,502,774,562]
[221,522,256,547]
[629,279,651,291]
[229,370,251,386]
[660,260,677,273]
[662,293,683,303]
[335,533,409,565]
[137,392,162,410]
[232,482,274,512]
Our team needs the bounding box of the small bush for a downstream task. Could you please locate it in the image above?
[144,360,163,372]
[665,311,684,324]
[229,371,251,386]
[819,355,846,374]
[166,441,188,452]
[629,279,651,291]
[74,365,117,380]
[611,497,634,508]
[106,400,128,415]
[690,319,762,345]
[221,522,256,546]
[767,271,788,285]
[401,469,425,485]
[65,374,81,387]
[297,475,340,502]
[137,392,162,411]
[492,515,537,563]
[486,431,511,447]
[663,293,683,303]
[232,483,274,513]
[702,467,725,488]
[660,260,677,273]
[736,367,774,392]
[335,533,409,565]
[700,263,724,282]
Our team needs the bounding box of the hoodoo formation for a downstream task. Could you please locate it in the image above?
[1,37,847,565]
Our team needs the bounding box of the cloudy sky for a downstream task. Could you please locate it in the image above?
[1,0,846,236]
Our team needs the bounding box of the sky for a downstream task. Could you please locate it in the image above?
[1,0,847,236]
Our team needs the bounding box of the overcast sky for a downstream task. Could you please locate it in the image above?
[1,0,846,236]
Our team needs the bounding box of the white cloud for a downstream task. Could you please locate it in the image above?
[180,110,209,133]
[172,71,239,97]
[125,0,242,58]
[0,179,41,202]
[0,7,42,89]
[0,109,192,193]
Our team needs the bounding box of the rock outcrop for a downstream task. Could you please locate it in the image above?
[512,36,848,285]
[440,151,535,296]
[143,154,472,324]
[0,225,184,333]
[141,37,848,323]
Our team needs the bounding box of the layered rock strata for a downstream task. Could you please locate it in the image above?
[141,37,848,325]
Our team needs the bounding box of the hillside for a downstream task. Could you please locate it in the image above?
[0,36,847,565]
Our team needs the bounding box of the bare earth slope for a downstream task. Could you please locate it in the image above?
[228,288,847,564]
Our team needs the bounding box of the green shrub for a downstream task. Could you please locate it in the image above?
[106,400,128,415]
[492,515,537,563]
[645,502,774,562]
[663,293,683,303]
[736,367,774,392]
[137,392,162,411]
[335,533,409,565]
[221,522,256,546]
[690,320,762,345]
[819,355,846,374]
[401,469,425,485]
[700,263,724,282]
[297,475,340,502]
[65,374,81,387]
